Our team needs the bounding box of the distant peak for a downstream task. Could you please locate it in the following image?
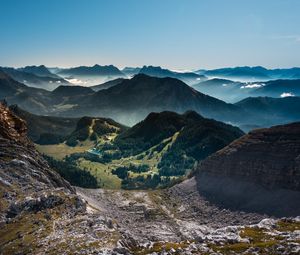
[141,65,162,70]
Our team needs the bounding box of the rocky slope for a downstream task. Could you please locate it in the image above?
[195,122,300,216]
[0,103,86,253]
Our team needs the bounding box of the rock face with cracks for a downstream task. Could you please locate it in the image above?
[195,122,300,216]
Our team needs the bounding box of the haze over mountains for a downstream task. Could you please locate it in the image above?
[1,64,300,130]
[1,64,300,97]
[197,66,300,81]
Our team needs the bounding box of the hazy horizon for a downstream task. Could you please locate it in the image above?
[2,64,300,72]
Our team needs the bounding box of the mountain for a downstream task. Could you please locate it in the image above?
[192,78,243,102]
[139,65,206,85]
[122,66,141,76]
[51,85,94,98]
[116,111,243,154]
[18,65,62,79]
[268,67,300,79]
[0,72,94,116]
[202,66,277,81]
[235,96,300,126]
[56,64,126,86]
[194,122,300,216]
[194,77,300,103]
[91,78,126,91]
[0,70,27,98]
[9,105,79,144]
[112,111,244,183]
[65,116,127,146]
[58,64,125,77]
[201,66,270,81]
[0,67,70,90]
[199,66,300,81]
[0,70,54,113]
[64,74,246,126]
[250,79,300,97]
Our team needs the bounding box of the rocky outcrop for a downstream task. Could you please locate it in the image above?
[195,122,300,216]
[0,101,30,145]
[0,102,79,223]
[0,102,74,195]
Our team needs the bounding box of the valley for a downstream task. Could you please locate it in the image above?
[32,110,243,189]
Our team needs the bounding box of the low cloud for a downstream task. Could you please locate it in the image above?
[280,92,295,98]
[241,83,264,89]
[66,78,87,85]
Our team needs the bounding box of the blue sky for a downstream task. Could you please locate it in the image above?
[0,0,300,69]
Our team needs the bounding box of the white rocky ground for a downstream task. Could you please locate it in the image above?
[71,178,300,254]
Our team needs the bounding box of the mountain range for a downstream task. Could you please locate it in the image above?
[18,65,62,79]
[193,77,300,103]
[64,74,245,126]
[2,70,300,129]
[0,66,69,90]
[197,66,300,81]
[57,64,125,77]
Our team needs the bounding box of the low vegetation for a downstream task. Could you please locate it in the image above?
[44,155,98,188]
[37,111,244,189]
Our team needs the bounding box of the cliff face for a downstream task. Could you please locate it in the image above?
[195,122,300,216]
[0,102,74,198]
[0,102,30,145]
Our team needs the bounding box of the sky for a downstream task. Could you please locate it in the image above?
[0,0,300,70]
